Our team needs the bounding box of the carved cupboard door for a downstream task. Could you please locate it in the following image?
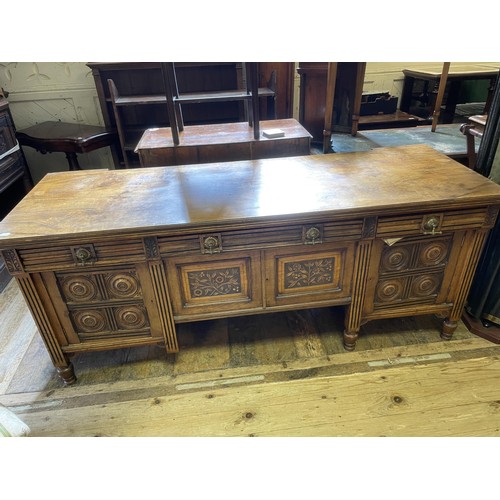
[264,242,355,308]
[41,263,165,346]
[363,233,464,316]
[164,250,263,320]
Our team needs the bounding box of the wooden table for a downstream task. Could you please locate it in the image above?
[134,118,312,167]
[400,64,499,121]
[1,144,499,385]
[16,121,118,171]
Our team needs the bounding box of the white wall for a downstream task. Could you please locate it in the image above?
[0,62,113,184]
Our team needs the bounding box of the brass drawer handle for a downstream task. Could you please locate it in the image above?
[422,217,442,235]
[200,234,222,254]
[304,226,322,245]
[71,244,96,266]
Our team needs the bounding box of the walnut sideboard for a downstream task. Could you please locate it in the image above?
[1,144,499,385]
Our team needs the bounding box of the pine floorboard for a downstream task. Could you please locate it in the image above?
[1,277,500,437]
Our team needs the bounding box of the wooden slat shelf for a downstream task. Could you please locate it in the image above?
[113,88,275,107]
[176,88,275,104]
[113,95,167,106]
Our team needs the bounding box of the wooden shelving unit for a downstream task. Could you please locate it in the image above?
[88,62,281,168]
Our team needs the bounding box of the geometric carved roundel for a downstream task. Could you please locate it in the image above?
[59,271,142,302]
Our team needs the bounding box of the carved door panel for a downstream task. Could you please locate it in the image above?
[42,263,164,344]
[264,242,355,308]
[364,233,463,314]
[165,250,263,319]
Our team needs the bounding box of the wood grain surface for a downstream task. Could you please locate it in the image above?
[2,279,500,437]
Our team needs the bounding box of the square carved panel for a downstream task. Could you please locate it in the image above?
[166,250,263,317]
[265,243,355,307]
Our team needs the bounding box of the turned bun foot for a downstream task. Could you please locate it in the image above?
[57,364,77,385]
[343,331,358,351]
[441,319,458,340]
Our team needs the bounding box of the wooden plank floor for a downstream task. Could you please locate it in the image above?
[1,277,500,437]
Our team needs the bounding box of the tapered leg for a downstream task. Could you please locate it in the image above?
[65,152,81,170]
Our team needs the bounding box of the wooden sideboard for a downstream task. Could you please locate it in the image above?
[1,144,499,385]
[0,97,32,291]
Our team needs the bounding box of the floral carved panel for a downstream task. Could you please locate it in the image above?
[283,258,335,289]
[187,267,242,298]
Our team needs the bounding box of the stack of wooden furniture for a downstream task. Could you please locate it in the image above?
[88,63,293,168]
[297,63,424,153]
[157,62,264,145]
[102,62,312,169]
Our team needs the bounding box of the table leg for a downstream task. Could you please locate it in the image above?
[444,80,461,122]
[400,76,415,112]
[65,152,81,170]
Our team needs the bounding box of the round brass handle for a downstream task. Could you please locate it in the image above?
[75,247,92,264]
[305,227,321,241]
[423,217,439,231]
[203,236,219,250]
[304,226,322,245]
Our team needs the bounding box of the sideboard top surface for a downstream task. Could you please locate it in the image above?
[1,144,500,246]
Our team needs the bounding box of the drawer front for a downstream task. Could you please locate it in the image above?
[264,242,355,308]
[377,208,489,238]
[165,250,263,319]
[16,238,146,272]
[43,264,164,344]
[156,219,364,255]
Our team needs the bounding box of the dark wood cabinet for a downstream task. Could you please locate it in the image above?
[0,96,32,291]
[88,62,294,168]
[258,62,295,119]
[297,62,366,144]
[297,62,329,143]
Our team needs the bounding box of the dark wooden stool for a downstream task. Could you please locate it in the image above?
[16,121,117,171]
